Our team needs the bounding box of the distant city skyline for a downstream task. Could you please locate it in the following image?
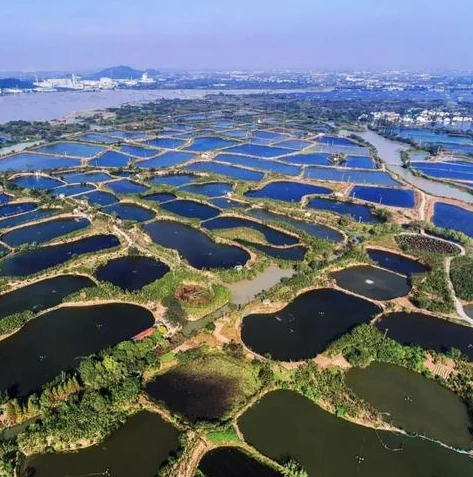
[3,0,472,71]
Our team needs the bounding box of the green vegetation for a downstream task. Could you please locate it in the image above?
[450,256,473,301]
[205,426,241,445]
[0,310,34,337]
[17,381,140,454]
[67,269,231,322]
[328,324,426,372]
[410,254,455,314]
[283,362,370,419]
[281,459,309,477]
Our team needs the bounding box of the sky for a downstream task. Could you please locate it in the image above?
[1,0,472,72]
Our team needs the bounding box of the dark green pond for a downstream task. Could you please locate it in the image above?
[346,362,473,449]
[0,234,120,277]
[0,274,95,320]
[144,220,249,270]
[198,447,283,477]
[1,217,90,247]
[331,265,411,300]
[239,390,473,477]
[24,411,180,477]
[241,288,381,361]
[0,303,154,396]
[96,255,169,291]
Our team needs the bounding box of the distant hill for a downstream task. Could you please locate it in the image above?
[0,78,34,89]
[85,65,144,80]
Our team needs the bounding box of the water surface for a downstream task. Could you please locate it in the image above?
[0,274,95,320]
[242,288,381,361]
[346,362,472,449]
[239,390,473,477]
[0,234,119,277]
[144,220,249,270]
[96,256,169,291]
[331,265,411,300]
[25,411,180,477]
[198,448,282,477]
[245,181,332,202]
[0,303,154,396]
[376,312,473,360]
[367,249,428,275]
[1,217,90,247]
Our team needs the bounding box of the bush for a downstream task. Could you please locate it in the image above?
[450,256,473,301]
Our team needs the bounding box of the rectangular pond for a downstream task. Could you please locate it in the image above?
[184,161,264,182]
[223,144,292,158]
[138,151,195,169]
[216,154,300,176]
[0,153,81,172]
[35,142,104,157]
[304,166,399,185]
[0,234,120,277]
[350,186,415,208]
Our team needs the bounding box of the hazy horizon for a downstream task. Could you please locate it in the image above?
[3,0,472,71]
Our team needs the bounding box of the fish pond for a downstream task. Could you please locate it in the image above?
[367,249,428,276]
[432,202,473,238]
[90,151,131,168]
[79,190,118,207]
[160,199,220,220]
[179,182,233,197]
[346,362,473,449]
[376,311,473,361]
[141,192,176,203]
[224,144,291,158]
[119,145,158,158]
[216,154,301,176]
[143,137,186,149]
[0,303,154,396]
[0,202,36,218]
[107,179,149,195]
[11,175,64,190]
[0,234,119,277]
[60,171,112,183]
[331,265,411,300]
[35,142,104,157]
[102,202,155,222]
[197,448,282,477]
[304,167,399,185]
[279,152,331,166]
[0,153,81,172]
[138,151,195,169]
[241,288,381,361]
[1,216,90,247]
[186,136,237,152]
[0,209,56,231]
[96,256,169,291]
[149,174,195,187]
[185,161,265,182]
[350,186,415,208]
[203,216,299,247]
[144,220,249,270]
[0,274,95,320]
[244,181,332,202]
[24,411,180,477]
[247,209,344,243]
[52,183,96,197]
[239,389,473,477]
[306,197,381,223]
[236,240,306,261]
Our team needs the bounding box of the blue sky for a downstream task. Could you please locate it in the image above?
[2,0,471,71]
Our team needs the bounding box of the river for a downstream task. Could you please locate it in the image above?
[0,88,305,123]
[357,129,473,204]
